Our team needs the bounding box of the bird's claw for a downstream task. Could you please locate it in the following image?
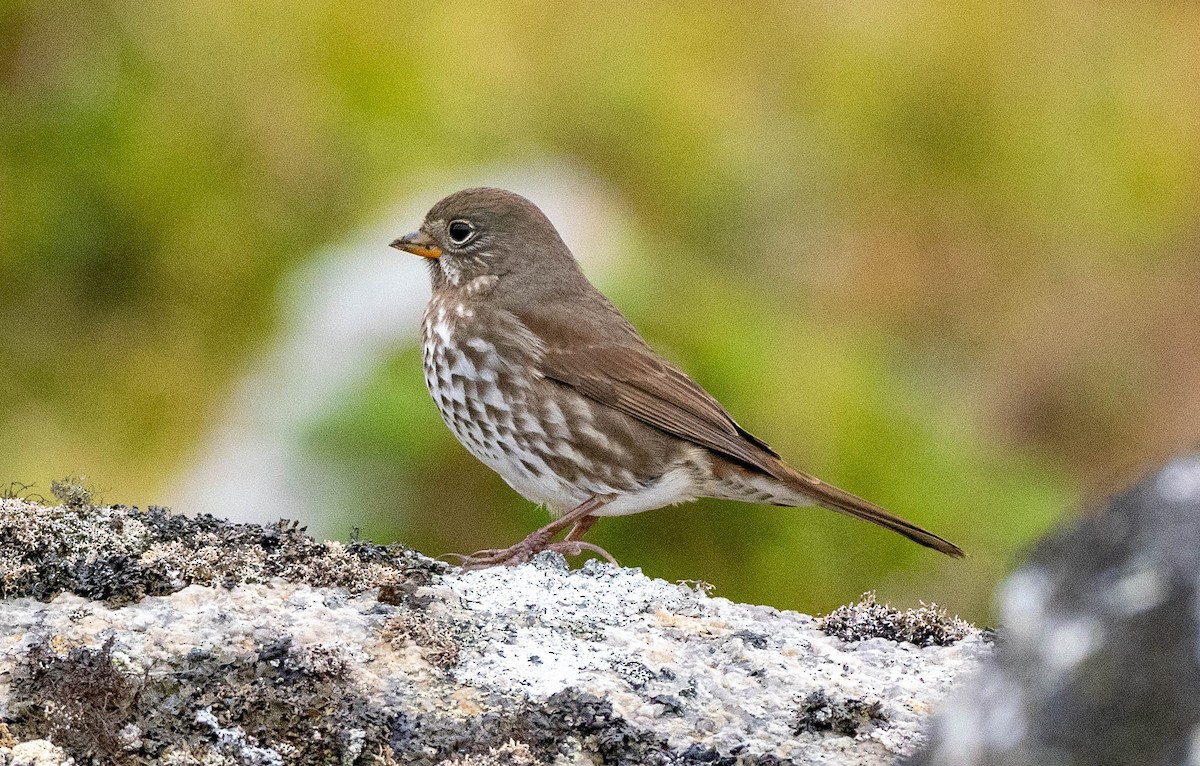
[545,540,620,566]
[445,538,618,570]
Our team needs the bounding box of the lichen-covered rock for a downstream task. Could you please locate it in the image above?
[0,491,440,604]
[908,454,1200,766]
[0,496,987,765]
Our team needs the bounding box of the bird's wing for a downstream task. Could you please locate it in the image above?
[540,341,785,471]
[514,302,782,473]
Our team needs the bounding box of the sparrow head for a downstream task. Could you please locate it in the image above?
[391,187,586,296]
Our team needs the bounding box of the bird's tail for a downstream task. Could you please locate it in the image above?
[785,467,965,558]
[711,458,965,558]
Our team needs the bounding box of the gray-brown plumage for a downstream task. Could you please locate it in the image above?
[391,188,963,566]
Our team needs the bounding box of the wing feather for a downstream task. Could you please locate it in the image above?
[538,342,783,474]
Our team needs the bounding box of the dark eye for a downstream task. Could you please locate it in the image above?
[447,220,475,245]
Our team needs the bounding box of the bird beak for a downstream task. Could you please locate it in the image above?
[390,230,442,259]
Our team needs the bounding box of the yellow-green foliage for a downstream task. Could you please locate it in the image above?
[3,1,1196,620]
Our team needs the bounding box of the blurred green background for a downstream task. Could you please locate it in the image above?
[3,0,1198,623]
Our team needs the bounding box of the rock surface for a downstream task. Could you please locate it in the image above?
[0,491,986,765]
[908,454,1200,766]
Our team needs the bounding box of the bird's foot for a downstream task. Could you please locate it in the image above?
[544,540,620,566]
[445,534,618,570]
[444,497,613,570]
[451,545,538,570]
[445,530,556,570]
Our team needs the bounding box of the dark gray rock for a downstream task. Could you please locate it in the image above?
[908,454,1200,766]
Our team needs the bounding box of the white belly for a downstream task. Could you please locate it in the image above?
[591,462,703,516]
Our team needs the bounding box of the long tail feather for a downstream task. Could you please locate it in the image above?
[780,466,965,558]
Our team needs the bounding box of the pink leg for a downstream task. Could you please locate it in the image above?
[565,514,599,542]
[448,495,612,569]
[541,514,620,565]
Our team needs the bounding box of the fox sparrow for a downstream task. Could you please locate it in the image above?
[391,188,963,567]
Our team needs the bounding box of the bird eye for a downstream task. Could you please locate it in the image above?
[447,220,475,245]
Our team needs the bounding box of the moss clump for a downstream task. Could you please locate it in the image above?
[439,740,538,766]
[819,592,970,648]
[10,636,392,765]
[383,689,799,766]
[7,638,137,762]
[50,477,97,509]
[387,689,673,766]
[793,690,886,737]
[2,481,45,503]
[380,610,461,669]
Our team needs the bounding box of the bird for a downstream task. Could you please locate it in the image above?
[390,188,963,567]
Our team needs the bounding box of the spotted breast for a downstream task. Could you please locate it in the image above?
[420,288,664,516]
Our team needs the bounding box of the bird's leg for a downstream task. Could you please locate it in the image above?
[453,496,610,569]
[542,514,620,565]
[564,515,599,542]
